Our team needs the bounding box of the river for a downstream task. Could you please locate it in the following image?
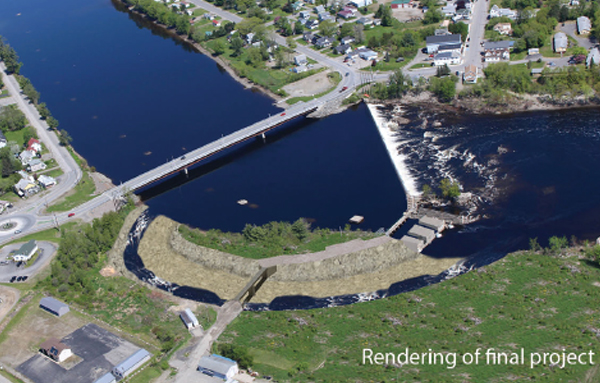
[1,0,600,309]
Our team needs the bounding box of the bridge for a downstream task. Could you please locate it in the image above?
[120,98,326,193]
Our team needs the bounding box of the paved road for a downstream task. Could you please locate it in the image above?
[463,0,488,70]
[560,21,596,50]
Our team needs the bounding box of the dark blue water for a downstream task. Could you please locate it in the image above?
[0,0,406,232]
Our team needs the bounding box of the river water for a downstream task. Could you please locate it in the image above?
[2,0,600,309]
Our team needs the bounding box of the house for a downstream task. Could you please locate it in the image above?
[28,158,47,172]
[553,32,568,53]
[113,349,151,380]
[315,36,333,48]
[338,9,354,18]
[19,150,36,165]
[426,33,462,54]
[40,297,70,317]
[587,47,600,67]
[314,4,325,13]
[463,64,478,83]
[13,240,38,262]
[530,67,544,75]
[17,170,34,181]
[14,178,39,197]
[0,131,6,149]
[441,4,456,17]
[435,28,450,36]
[489,4,516,19]
[359,49,378,60]
[356,17,373,26]
[180,308,200,330]
[40,338,72,363]
[212,19,221,27]
[299,10,311,19]
[528,47,539,56]
[349,0,373,7]
[571,0,579,5]
[407,225,436,243]
[305,19,319,29]
[198,354,239,381]
[455,8,471,20]
[391,0,413,8]
[400,235,424,253]
[203,13,215,20]
[318,12,333,21]
[334,43,352,54]
[577,16,592,35]
[292,1,304,11]
[303,31,316,42]
[341,36,355,45]
[292,65,308,73]
[38,175,57,188]
[294,54,308,66]
[484,48,510,61]
[433,51,461,66]
[484,40,512,51]
[418,216,445,232]
[373,18,382,26]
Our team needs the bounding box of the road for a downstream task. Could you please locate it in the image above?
[462,0,488,70]
[560,21,596,50]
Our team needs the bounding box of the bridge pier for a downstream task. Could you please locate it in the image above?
[183,168,188,177]
[234,266,277,305]
[261,132,266,143]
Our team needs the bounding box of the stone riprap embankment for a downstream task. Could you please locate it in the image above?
[137,216,463,303]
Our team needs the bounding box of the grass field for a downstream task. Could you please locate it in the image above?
[46,171,95,212]
[218,248,600,382]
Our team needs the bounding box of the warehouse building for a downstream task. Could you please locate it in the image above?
[112,348,151,380]
[197,354,239,381]
[93,373,117,383]
[39,297,70,317]
[407,225,436,243]
[180,308,200,330]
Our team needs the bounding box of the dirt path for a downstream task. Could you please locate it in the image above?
[0,286,19,325]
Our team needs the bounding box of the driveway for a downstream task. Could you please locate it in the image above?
[560,21,596,50]
[0,241,57,283]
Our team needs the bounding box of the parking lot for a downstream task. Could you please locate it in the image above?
[0,241,57,283]
[17,323,141,383]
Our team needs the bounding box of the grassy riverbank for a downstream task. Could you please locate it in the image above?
[218,246,600,382]
[178,219,378,259]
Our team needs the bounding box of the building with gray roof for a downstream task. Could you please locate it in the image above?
[94,373,117,383]
[553,32,567,53]
[577,16,591,34]
[418,216,445,232]
[40,297,70,317]
[198,354,239,381]
[112,348,151,380]
[407,225,436,243]
[400,235,424,253]
[13,240,38,262]
[180,308,200,330]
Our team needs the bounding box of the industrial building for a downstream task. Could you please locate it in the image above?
[112,348,151,380]
[400,235,424,253]
[93,373,117,383]
[418,216,445,232]
[197,354,239,381]
[39,297,70,317]
[407,225,436,243]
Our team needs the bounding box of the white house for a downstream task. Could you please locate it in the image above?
[198,355,239,381]
[180,308,200,330]
[489,4,517,19]
[27,138,42,153]
[13,240,38,262]
[442,4,456,17]
[433,51,461,66]
[350,0,372,7]
[38,175,57,188]
[359,49,378,60]
[19,150,36,166]
[493,22,512,35]
[40,338,73,363]
[28,159,47,173]
[587,47,600,67]
[294,54,308,66]
[554,32,568,53]
[577,16,592,35]
[426,33,462,54]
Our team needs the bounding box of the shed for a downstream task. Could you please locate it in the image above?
[94,373,117,383]
[198,354,239,381]
[400,235,424,253]
[180,308,200,330]
[13,240,38,262]
[418,216,445,232]
[407,225,436,243]
[112,349,151,380]
[530,67,544,75]
[40,297,70,317]
[40,338,72,362]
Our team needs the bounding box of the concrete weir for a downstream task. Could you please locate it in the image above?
[136,216,462,304]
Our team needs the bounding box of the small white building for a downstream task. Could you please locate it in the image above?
[19,150,36,166]
[28,159,47,172]
[433,51,461,66]
[554,32,568,53]
[180,308,200,330]
[587,47,600,67]
[349,0,372,7]
[13,240,38,262]
[38,175,57,188]
[40,338,73,363]
[359,49,378,60]
[198,354,239,381]
[577,16,592,35]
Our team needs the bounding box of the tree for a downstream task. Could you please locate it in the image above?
[375,4,393,26]
[448,22,469,42]
[37,102,51,119]
[58,129,73,146]
[294,21,304,35]
[274,49,288,68]
[353,24,365,43]
[291,218,310,241]
[0,39,22,74]
[439,178,460,199]
[319,20,337,38]
[286,36,297,49]
[230,36,245,56]
[423,9,442,24]
[46,116,59,130]
[212,39,226,55]
[23,126,38,145]
[22,83,40,105]
[175,15,191,35]
[436,64,451,77]
[0,105,27,131]
[340,23,355,38]
[387,69,411,98]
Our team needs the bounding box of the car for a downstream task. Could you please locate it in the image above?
[16,261,23,268]
[180,155,186,160]
[340,86,348,93]
[68,213,75,217]
[14,229,21,234]
[396,57,405,62]
[22,276,28,281]
[280,112,286,116]
[345,72,350,77]
[9,276,16,283]
[16,276,23,282]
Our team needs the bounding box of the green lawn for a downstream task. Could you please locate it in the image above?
[4,129,27,147]
[46,171,95,213]
[219,248,600,382]
[410,63,431,69]
[5,222,79,246]
[192,8,208,17]
[41,167,64,178]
